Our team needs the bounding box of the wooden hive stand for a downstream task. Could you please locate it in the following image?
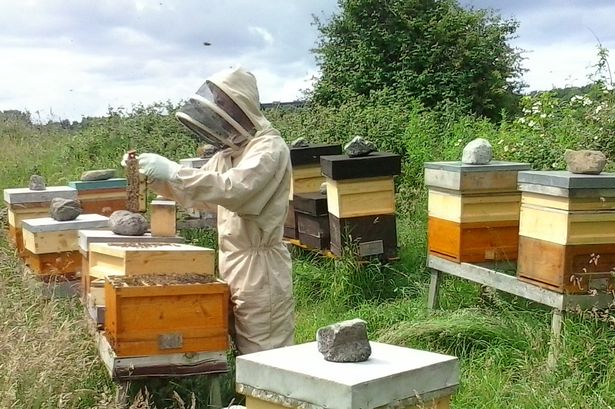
[424,161,531,263]
[68,178,127,217]
[321,152,401,261]
[21,214,109,279]
[517,170,615,294]
[3,186,77,257]
[285,144,342,239]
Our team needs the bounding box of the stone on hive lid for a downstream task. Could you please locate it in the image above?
[49,197,82,221]
[564,149,607,174]
[109,210,148,236]
[317,318,371,362]
[81,169,116,181]
[344,136,377,158]
[29,175,46,191]
[290,137,310,148]
[462,138,493,165]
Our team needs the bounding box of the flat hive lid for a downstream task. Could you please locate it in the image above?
[78,230,184,253]
[89,242,214,256]
[290,144,343,166]
[424,161,531,172]
[68,178,126,191]
[518,170,615,189]
[4,186,77,204]
[320,152,401,180]
[21,214,109,232]
[236,341,459,409]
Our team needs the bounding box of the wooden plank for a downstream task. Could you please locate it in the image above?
[519,204,615,245]
[23,250,81,276]
[68,178,126,191]
[428,189,521,223]
[290,164,324,199]
[428,217,519,263]
[150,200,177,237]
[3,186,77,204]
[329,213,397,259]
[327,177,395,218]
[522,192,615,211]
[290,144,342,166]
[105,278,229,357]
[97,332,228,381]
[21,214,109,233]
[517,236,615,294]
[428,255,615,310]
[320,153,401,180]
[23,229,81,254]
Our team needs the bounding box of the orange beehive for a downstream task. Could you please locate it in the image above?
[104,274,229,357]
[425,161,531,263]
[68,178,128,217]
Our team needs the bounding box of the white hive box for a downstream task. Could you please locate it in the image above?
[236,341,459,409]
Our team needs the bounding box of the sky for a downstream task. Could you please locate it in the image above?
[1,0,614,122]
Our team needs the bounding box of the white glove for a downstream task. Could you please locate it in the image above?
[136,153,182,181]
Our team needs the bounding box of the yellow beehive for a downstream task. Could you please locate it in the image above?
[326,176,395,218]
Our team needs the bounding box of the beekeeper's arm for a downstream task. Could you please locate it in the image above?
[137,148,279,215]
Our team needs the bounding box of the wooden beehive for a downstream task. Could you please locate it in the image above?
[517,171,615,293]
[321,152,401,259]
[4,186,77,255]
[285,144,342,239]
[21,214,109,276]
[294,192,330,250]
[88,242,215,280]
[68,178,127,217]
[150,199,177,237]
[424,161,531,263]
[79,230,185,300]
[104,274,229,357]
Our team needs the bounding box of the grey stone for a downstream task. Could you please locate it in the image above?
[80,169,116,181]
[317,318,371,362]
[564,149,607,175]
[344,136,377,158]
[462,138,493,165]
[29,175,46,191]
[320,182,327,195]
[109,210,148,236]
[291,137,310,148]
[197,144,218,159]
[49,198,82,221]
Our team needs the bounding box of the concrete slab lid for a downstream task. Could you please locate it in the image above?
[78,230,184,253]
[424,161,531,172]
[3,186,77,204]
[88,242,214,257]
[518,170,615,189]
[236,342,459,409]
[21,214,109,232]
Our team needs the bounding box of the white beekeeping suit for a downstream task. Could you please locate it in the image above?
[132,66,294,354]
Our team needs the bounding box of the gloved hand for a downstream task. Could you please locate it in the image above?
[121,152,182,181]
[138,153,182,181]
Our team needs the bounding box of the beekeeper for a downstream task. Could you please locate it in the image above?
[125,66,294,354]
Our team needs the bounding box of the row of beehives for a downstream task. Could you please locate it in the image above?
[283,144,402,261]
[425,160,615,294]
[3,180,230,374]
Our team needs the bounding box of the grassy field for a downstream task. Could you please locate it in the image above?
[1,111,615,408]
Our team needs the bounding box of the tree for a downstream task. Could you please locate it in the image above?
[311,0,525,119]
